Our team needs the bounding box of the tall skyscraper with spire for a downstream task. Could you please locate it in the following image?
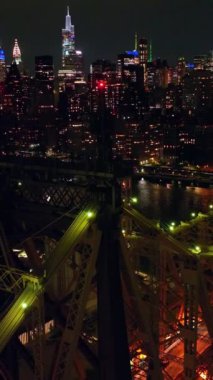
[58,6,86,127]
[58,6,85,93]
[12,39,22,65]
[62,6,75,68]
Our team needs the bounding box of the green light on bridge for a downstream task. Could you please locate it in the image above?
[87,211,94,219]
[168,222,176,232]
[191,212,196,218]
[131,197,138,204]
[190,245,201,254]
[21,302,28,309]
[209,204,213,210]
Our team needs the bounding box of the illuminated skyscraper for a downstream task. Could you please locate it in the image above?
[3,63,23,118]
[182,69,213,110]
[193,55,207,70]
[139,38,149,87]
[0,47,6,109]
[58,6,85,124]
[206,50,213,71]
[34,55,54,114]
[0,47,6,82]
[177,57,186,84]
[62,6,75,68]
[59,6,85,92]
[139,38,148,65]
[12,38,22,65]
[117,51,140,84]
[148,40,153,63]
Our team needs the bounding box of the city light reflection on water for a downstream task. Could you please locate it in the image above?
[136,180,213,223]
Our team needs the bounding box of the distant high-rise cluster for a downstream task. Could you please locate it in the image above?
[0,7,212,166]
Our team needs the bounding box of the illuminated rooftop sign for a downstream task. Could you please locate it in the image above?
[0,49,5,61]
[125,50,139,57]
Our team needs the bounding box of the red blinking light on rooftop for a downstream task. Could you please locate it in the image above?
[97,80,107,90]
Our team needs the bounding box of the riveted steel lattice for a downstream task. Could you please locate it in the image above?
[0,265,40,295]
[51,226,102,380]
[0,200,213,380]
[15,181,91,209]
[122,206,213,380]
[29,295,45,380]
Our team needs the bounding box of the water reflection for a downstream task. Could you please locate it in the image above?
[136,180,213,222]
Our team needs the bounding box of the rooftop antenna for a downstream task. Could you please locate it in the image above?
[134,32,138,51]
[149,39,153,62]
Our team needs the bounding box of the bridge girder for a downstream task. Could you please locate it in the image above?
[0,204,212,380]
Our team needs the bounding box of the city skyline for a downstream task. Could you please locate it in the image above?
[0,0,212,72]
[0,3,212,379]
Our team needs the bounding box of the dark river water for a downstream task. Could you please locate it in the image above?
[135,179,213,223]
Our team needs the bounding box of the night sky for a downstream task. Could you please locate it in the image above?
[0,0,212,73]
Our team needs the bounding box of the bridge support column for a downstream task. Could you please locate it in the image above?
[159,247,167,354]
[182,257,198,380]
[1,338,19,380]
[30,295,45,380]
[97,211,132,380]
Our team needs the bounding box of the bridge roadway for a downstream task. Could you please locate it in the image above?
[0,158,212,191]
[0,159,114,182]
[0,204,98,354]
[135,171,213,188]
[123,205,204,257]
[165,326,210,379]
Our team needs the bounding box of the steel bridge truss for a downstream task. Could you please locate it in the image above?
[122,206,213,380]
[0,204,212,380]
